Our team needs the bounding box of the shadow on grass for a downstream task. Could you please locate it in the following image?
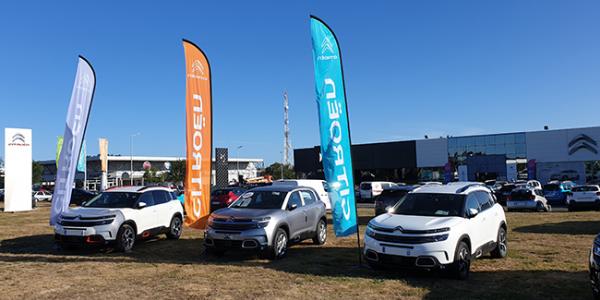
[514,221,600,235]
[0,234,590,299]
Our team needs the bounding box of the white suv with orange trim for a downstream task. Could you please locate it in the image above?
[54,186,184,252]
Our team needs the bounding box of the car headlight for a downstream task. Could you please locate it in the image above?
[207,215,215,227]
[594,238,600,257]
[253,217,271,228]
[432,234,449,242]
[365,227,375,238]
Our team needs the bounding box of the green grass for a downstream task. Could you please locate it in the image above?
[0,203,597,299]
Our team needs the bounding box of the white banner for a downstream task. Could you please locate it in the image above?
[50,56,96,225]
[4,128,32,212]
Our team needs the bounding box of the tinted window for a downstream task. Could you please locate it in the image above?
[392,193,465,217]
[230,191,288,209]
[573,186,599,192]
[360,183,372,190]
[83,192,140,208]
[152,190,169,205]
[287,191,304,209]
[543,184,560,191]
[510,189,532,199]
[138,192,155,206]
[465,193,480,213]
[300,190,316,205]
[475,192,493,210]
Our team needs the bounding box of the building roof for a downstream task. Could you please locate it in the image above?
[38,155,263,165]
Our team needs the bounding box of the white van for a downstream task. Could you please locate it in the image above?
[272,179,332,210]
[359,181,396,200]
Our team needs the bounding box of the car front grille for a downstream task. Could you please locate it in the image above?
[371,232,448,244]
[210,222,257,230]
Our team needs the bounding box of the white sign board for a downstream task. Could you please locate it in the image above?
[458,165,468,181]
[4,128,32,212]
[506,161,518,182]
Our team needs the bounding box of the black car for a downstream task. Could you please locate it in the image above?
[70,189,97,206]
[374,185,416,215]
[590,234,600,299]
[495,183,517,206]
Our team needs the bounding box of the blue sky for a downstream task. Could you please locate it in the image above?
[1,1,599,165]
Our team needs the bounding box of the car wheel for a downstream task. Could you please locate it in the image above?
[491,227,508,258]
[568,204,574,212]
[449,241,471,280]
[312,219,327,245]
[116,223,136,253]
[536,202,545,212]
[166,215,183,239]
[269,228,288,259]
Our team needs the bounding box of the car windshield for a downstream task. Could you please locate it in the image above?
[391,193,465,217]
[543,184,560,191]
[229,191,288,209]
[83,192,140,208]
[572,186,599,192]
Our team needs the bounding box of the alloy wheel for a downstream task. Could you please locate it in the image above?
[122,227,135,250]
[319,222,327,243]
[276,232,287,257]
[172,217,182,236]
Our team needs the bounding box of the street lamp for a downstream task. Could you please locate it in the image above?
[236,145,243,185]
[130,133,140,185]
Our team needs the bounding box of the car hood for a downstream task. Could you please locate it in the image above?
[371,213,463,231]
[212,207,281,219]
[61,207,121,218]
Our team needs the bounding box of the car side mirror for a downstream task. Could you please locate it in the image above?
[137,201,147,209]
[467,208,479,218]
[288,203,298,211]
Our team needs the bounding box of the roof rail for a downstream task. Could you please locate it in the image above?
[455,183,486,194]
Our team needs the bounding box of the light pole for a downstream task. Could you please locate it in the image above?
[236,145,243,185]
[130,133,140,185]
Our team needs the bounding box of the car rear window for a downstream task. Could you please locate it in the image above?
[510,189,532,198]
[543,184,560,191]
[572,186,599,192]
[500,184,515,192]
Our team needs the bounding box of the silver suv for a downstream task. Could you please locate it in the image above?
[204,185,327,259]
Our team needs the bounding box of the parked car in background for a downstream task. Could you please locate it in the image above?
[32,191,52,202]
[272,179,331,210]
[204,185,327,259]
[589,233,600,299]
[526,180,542,190]
[550,170,580,182]
[210,187,247,212]
[364,182,508,279]
[543,181,571,205]
[359,181,396,202]
[495,183,517,206]
[54,186,184,252]
[374,185,417,216]
[70,189,97,206]
[507,188,551,212]
[567,185,600,211]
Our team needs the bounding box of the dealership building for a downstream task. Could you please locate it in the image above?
[294,126,600,185]
[39,155,264,190]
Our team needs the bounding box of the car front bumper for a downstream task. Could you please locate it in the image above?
[204,227,270,250]
[54,223,118,244]
[363,234,454,267]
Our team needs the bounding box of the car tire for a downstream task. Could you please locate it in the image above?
[536,202,545,212]
[312,219,327,245]
[267,228,288,259]
[449,241,471,280]
[568,204,574,212]
[166,215,183,240]
[490,227,508,258]
[116,223,136,253]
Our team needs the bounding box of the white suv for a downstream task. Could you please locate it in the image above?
[54,186,184,252]
[364,182,507,279]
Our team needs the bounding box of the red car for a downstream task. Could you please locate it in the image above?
[210,187,246,212]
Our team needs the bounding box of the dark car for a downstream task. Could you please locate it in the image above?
[374,185,416,215]
[495,183,517,206]
[70,189,97,206]
[590,234,600,299]
[210,187,246,212]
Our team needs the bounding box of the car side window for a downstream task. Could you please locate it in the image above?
[300,190,316,205]
[465,193,480,215]
[287,192,303,209]
[152,190,169,205]
[475,191,493,211]
[138,192,155,206]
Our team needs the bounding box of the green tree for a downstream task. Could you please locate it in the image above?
[166,160,185,183]
[32,161,43,184]
[264,163,295,180]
